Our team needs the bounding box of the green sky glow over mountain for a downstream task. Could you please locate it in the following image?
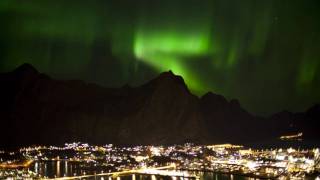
[1,0,319,115]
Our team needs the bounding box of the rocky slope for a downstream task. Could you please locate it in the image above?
[0,64,319,147]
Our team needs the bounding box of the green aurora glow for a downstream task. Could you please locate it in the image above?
[0,0,320,115]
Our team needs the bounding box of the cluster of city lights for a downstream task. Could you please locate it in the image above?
[0,143,319,179]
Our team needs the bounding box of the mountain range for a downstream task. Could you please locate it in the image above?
[0,64,319,148]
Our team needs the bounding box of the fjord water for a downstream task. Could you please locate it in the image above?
[31,161,258,180]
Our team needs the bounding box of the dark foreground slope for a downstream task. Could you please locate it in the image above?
[0,64,319,147]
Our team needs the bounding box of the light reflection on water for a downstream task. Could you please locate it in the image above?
[200,171,251,180]
[31,161,259,180]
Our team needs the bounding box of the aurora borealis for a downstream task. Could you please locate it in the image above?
[0,0,319,115]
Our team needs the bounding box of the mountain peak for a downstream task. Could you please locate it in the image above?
[155,70,188,89]
[201,92,228,105]
[13,63,38,75]
[139,70,192,96]
[0,63,319,146]
[159,70,177,79]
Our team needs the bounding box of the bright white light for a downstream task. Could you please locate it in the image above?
[246,161,257,170]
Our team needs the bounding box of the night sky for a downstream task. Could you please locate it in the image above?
[0,0,319,115]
